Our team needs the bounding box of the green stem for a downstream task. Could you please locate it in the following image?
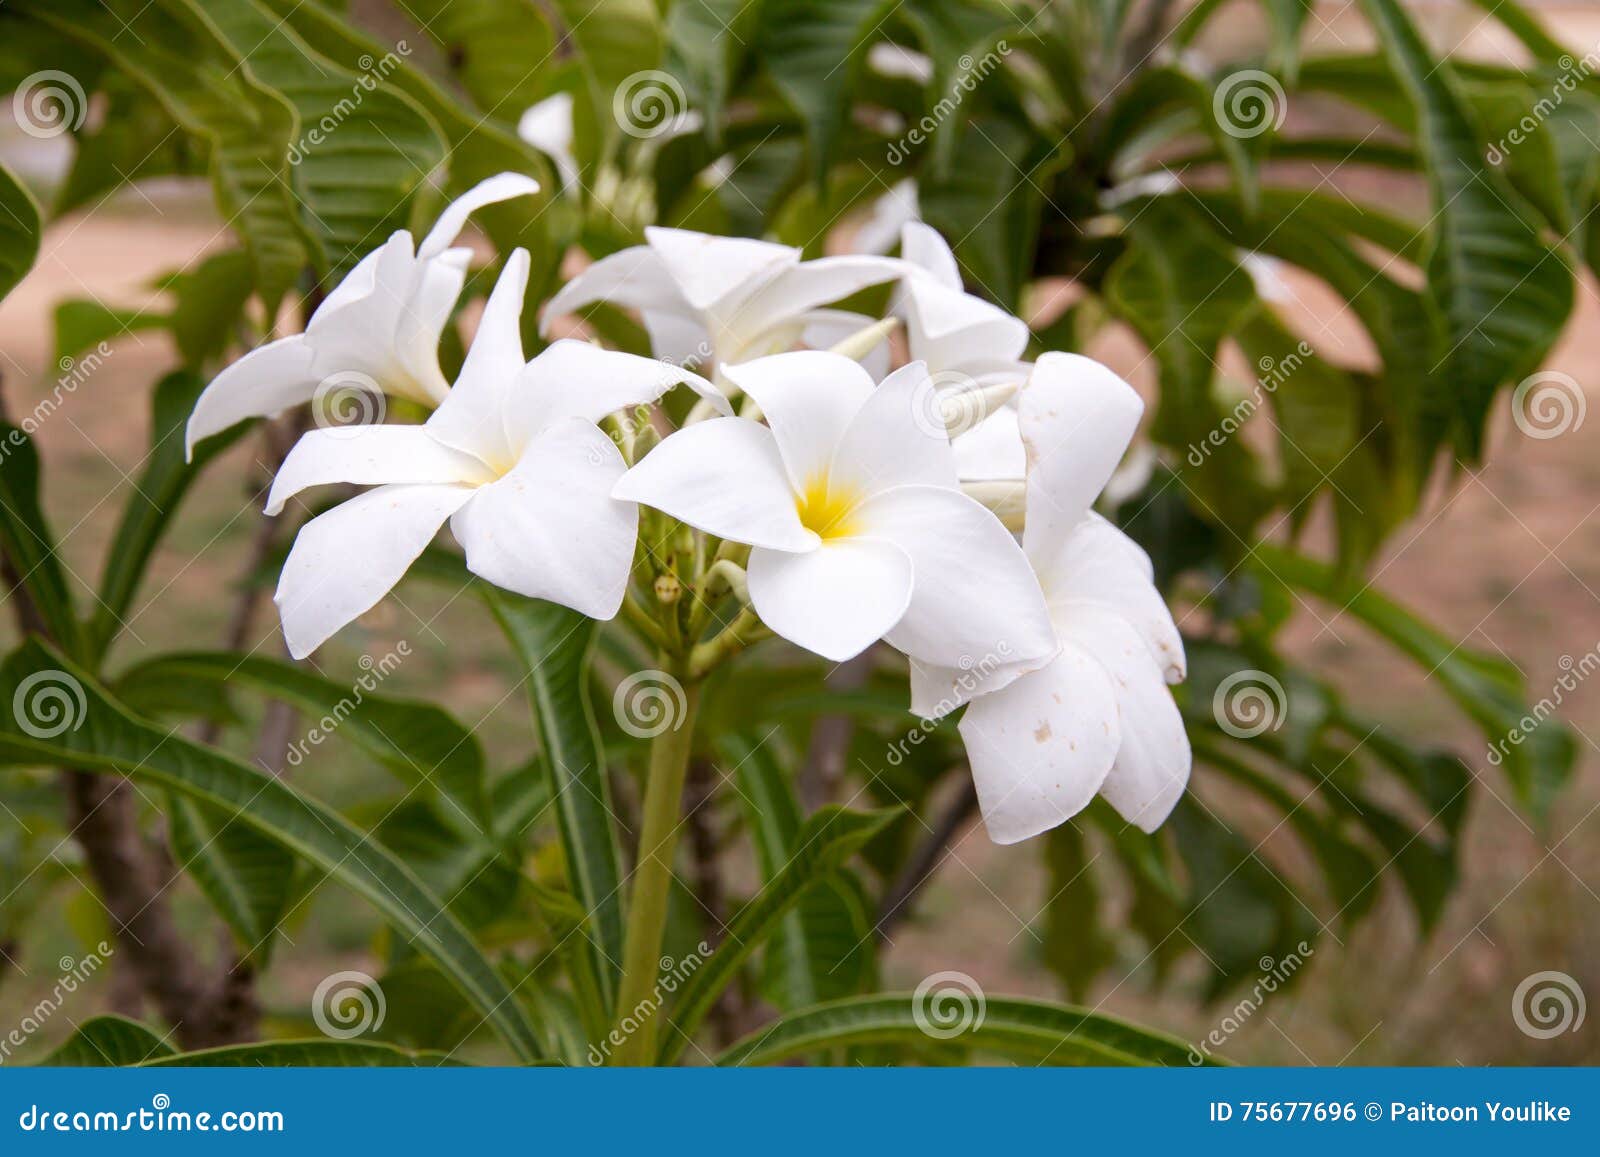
[610,678,701,1065]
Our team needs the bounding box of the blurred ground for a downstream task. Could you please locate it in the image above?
[0,0,1595,1065]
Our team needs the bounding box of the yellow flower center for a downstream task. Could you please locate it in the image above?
[795,475,861,540]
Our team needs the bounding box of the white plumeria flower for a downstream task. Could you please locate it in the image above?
[185,173,541,455]
[896,221,1032,483]
[614,350,1057,668]
[540,227,905,377]
[518,93,578,192]
[264,248,726,659]
[916,353,1190,844]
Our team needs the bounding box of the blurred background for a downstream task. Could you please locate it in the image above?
[0,0,1596,1065]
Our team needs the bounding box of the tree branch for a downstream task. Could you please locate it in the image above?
[875,779,980,941]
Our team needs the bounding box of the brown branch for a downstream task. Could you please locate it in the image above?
[875,779,980,941]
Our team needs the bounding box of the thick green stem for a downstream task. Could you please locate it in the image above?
[610,679,701,1065]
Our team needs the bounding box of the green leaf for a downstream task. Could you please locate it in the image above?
[15,0,316,314]
[717,993,1206,1066]
[723,733,876,1011]
[39,1015,176,1066]
[396,0,555,125]
[0,639,544,1063]
[166,792,296,960]
[169,249,256,368]
[1040,822,1116,1001]
[144,1039,460,1066]
[483,590,624,1014]
[661,805,899,1064]
[187,0,447,278]
[1358,0,1574,458]
[0,160,40,303]
[90,373,246,661]
[115,650,489,824]
[52,301,166,367]
[666,0,762,137]
[0,424,81,657]
[1255,545,1576,818]
[552,0,665,155]
[54,75,207,217]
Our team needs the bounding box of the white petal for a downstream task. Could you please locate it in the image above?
[953,403,1026,482]
[540,245,690,334]
[853,484,1056,670]
[451,419,635,619]
[1018,352,1145,563]
[186,335,319,456]
[900,221,962,290]
[734,255,906,347]
[799,309,891,380]
[958,644,1121,845]
[418,173,541,259]
[1064,606,1191,831]
[645,226,798,312]
[722,351,874,490]
[613,417,814,551]
[643,309,712,365]
[304,233,440,403]
[829,361,958,494]
[1045,514,1185,682]
[506,339,728,445]
[907,654,1040,721]
[747,539,913,663]
[517,93,578,190]
[426,248,530,467]
[265,426,490,516]
[274,484,474,659]
[900,275,1029,375]
[850,179,920,257]
[308,240,389,322]
[391,251,467,404]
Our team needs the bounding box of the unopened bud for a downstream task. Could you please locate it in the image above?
[654,574,682,605]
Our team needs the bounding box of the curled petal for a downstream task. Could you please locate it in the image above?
[541,244,689,334]
[508,340,727,444]
[900,221,962,290]
[185,335,318,457]
[418,172,541,259]
[426,248,530,468]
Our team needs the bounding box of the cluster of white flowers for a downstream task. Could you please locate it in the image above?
[186,172,1191,845]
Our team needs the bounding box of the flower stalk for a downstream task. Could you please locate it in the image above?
[610,676,701,1066]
